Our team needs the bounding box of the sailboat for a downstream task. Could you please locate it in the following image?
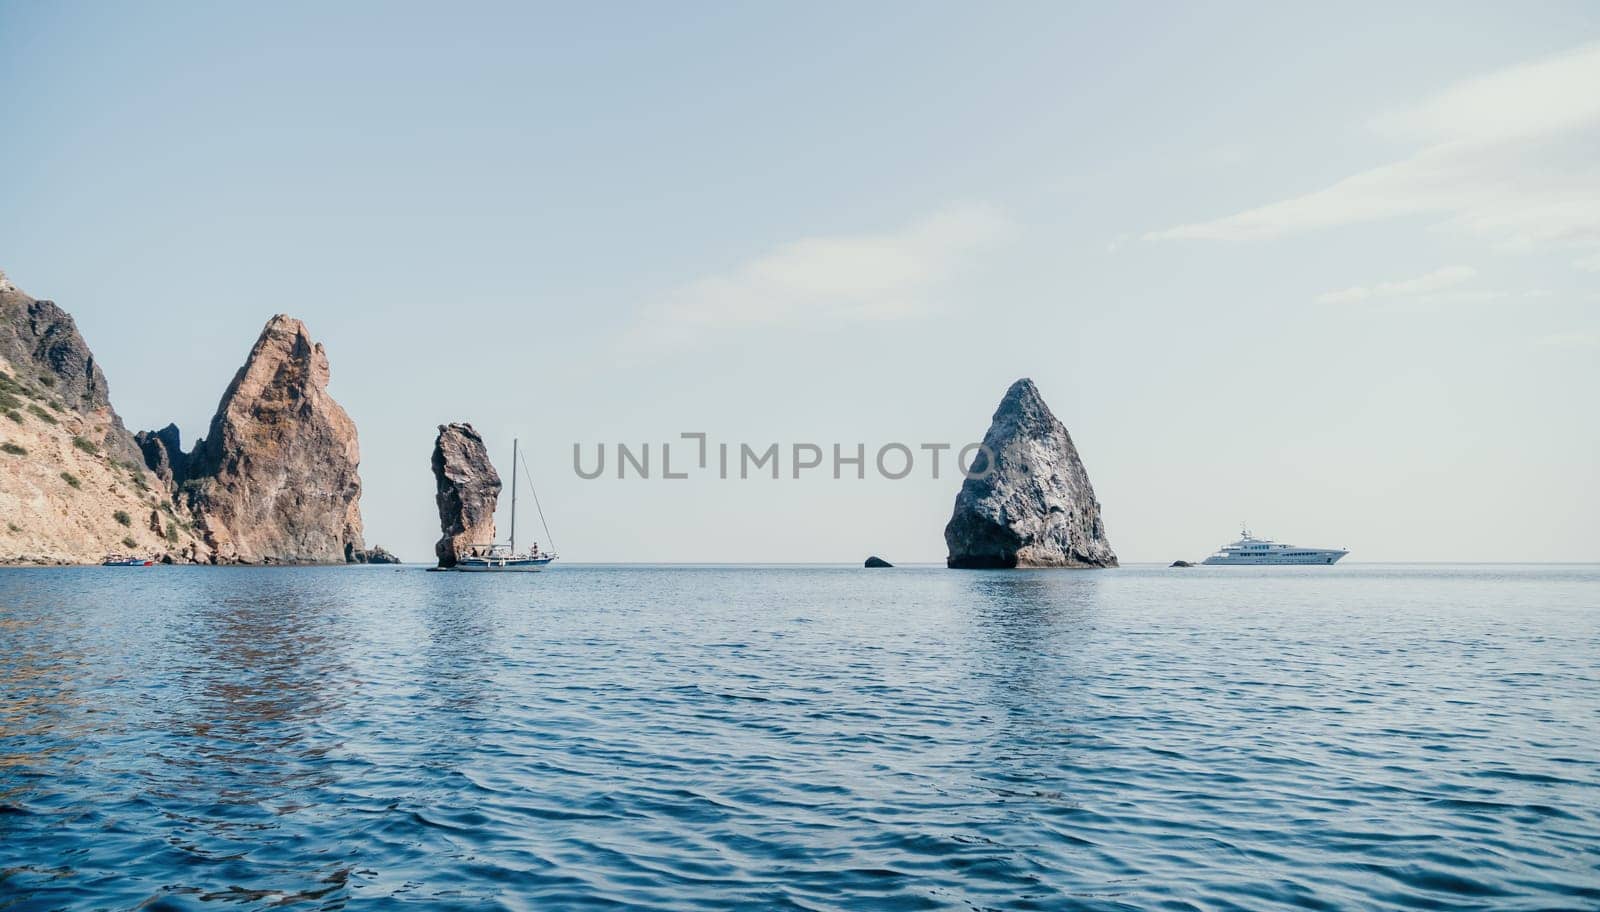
[454,438,558,572]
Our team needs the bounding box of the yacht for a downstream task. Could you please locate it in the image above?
[454,438,558,572]
[1201,526,1347,565]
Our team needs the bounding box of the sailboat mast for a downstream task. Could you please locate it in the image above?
[510,438,518,553]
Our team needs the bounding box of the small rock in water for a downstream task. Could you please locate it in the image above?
[864,556,893,568]
[350,545,402,564]
[1170,560,1194,568]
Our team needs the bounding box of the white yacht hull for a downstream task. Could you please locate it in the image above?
[1201,527,1348,565]
[1201,550,1346,565]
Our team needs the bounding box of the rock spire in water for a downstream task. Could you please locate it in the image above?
[944,378,1116,569]
[432,422,501,567]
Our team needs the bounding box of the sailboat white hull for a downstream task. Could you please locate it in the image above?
[454,556,554,572]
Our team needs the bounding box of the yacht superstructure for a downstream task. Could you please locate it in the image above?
[1201,526,1347,565]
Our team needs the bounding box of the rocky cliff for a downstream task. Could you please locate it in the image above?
[3,271,377,566]
[944,378,1117,569]
[159,315,366,564]
[432,422,501,567]
[0,270,206,563]
[0,270,143,464]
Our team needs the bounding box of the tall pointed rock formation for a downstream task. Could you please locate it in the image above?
[945,378,1117,569]
[168,315,365,563]
[432,422,501,567]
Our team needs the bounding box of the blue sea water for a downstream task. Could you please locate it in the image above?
[0,563,1596,910]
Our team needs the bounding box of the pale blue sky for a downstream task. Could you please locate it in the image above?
[3,3,1596,562]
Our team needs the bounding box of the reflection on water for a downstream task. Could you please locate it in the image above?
[1,564,1598,910]
[419,594,498,711]
[964,570,1100,657]
[158,586,346,805]
[962,570,1101,717]
[0,611,85,781]
[957,572,1102,816]
[155,580,360,902]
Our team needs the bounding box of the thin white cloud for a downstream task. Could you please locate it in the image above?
[629,204,1010,349]
[1146,42,1600,271]
[1369,42,1600,144]
[1316,265,1477,305]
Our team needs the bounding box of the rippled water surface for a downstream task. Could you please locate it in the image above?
[1,564,1597,910]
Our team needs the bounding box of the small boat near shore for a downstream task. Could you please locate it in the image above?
[101,554,153,566]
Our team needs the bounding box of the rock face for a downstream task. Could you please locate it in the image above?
[0,270,142,464]
[1,271,204,564]
[135,423,189,489]
[160,315,365,564]
[864,555,893,568]
[432,422,501,567]
[350,545,401,564]
[944,378,1117,569]
[0,270,112,410]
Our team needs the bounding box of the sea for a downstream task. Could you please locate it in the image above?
[1,564,1596,910]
